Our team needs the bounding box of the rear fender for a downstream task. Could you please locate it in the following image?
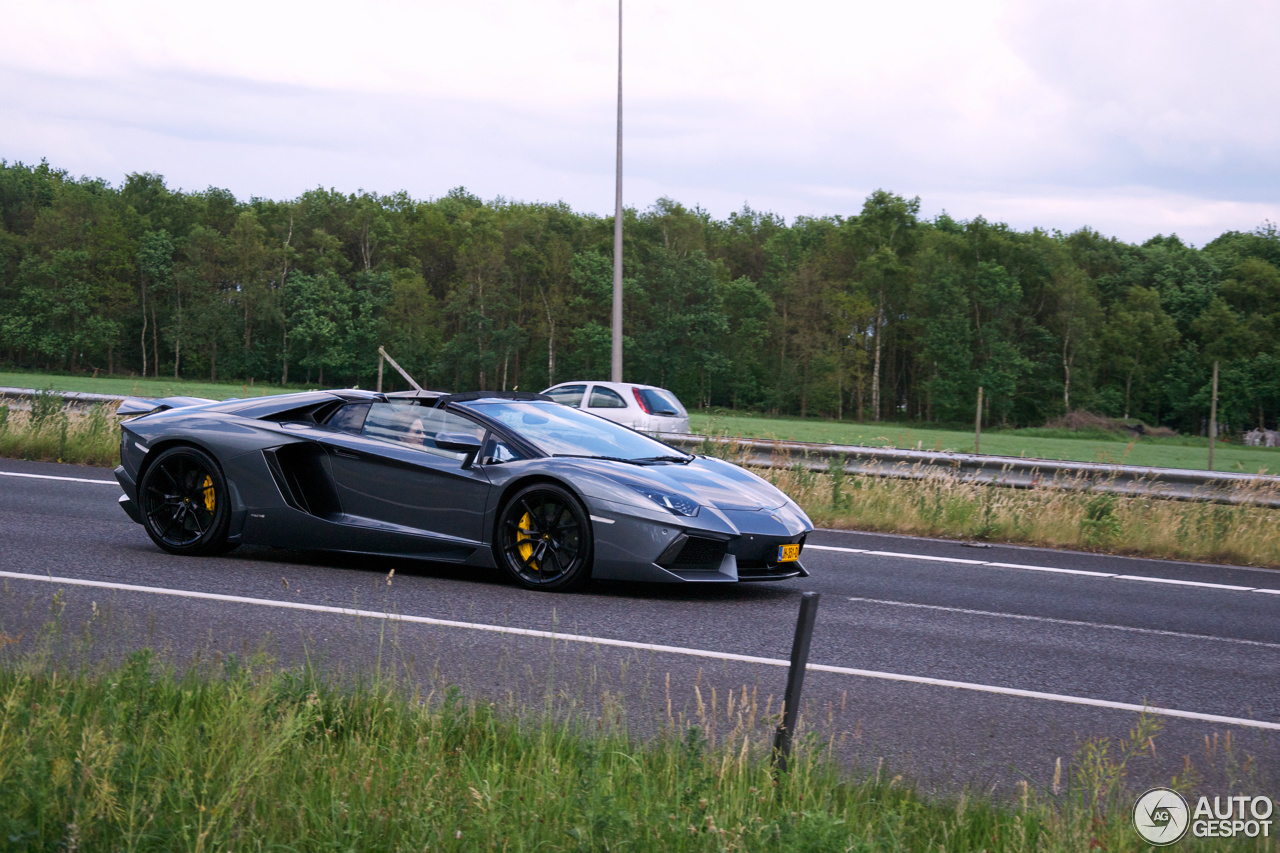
[117,396,219,416]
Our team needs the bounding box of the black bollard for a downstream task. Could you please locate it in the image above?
[772,591,820,771]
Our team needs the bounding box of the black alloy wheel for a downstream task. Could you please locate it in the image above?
[498,484,592,591]
[138,446,235,556]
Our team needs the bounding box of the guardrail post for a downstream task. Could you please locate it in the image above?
[773,591,820,771]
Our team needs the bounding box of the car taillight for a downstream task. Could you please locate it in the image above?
[632,388,651,414]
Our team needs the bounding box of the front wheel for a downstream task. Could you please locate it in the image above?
[138,446,235,556]
[497,484,593,591]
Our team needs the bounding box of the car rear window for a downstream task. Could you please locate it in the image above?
[638,388,681,415]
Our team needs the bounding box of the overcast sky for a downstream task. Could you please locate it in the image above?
[2,0,1277,245]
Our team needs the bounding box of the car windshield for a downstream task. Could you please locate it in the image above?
[461,400,688,462]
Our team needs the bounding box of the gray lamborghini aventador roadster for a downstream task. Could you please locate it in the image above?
[113,389,812,591]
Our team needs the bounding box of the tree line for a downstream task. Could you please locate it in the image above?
[2,158,1278,433]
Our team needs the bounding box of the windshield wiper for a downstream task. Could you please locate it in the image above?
[552,453,647,465]
[551,453,692,465]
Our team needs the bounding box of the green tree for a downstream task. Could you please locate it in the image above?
[136,230,174,377]
[1103,286,1179,419]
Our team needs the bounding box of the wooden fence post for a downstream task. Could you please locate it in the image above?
[975,386,983,455]
[1208,360,1219,471]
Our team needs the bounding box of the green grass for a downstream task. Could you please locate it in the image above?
[0,642,1255,853]
[0,370,313,401]
[691,411,1280,474]
[5,370,1276,473]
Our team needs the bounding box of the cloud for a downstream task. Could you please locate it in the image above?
[1,0,1276,244]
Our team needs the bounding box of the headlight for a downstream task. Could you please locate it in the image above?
[628,485,700,517]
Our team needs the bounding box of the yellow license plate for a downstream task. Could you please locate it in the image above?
[777,544,801,562]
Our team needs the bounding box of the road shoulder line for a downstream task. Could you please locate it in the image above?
[0,471,119,485]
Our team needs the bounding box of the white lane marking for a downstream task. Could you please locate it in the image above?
[1115,574,1254,591]
[805,544,1280,594]
[0,471,119,485]
[589,515,616,524]
[985,561,1113,578]
[845,596,1280,651]
[863,549,986,565]
[800,663,1280,732]
[2,569,1277,732]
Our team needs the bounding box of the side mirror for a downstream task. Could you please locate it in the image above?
[434,432,483,467]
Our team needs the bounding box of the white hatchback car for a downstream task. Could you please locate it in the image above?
[541,381,691,434]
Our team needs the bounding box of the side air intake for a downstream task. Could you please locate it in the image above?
[263,444,342,518]
[656,535,728,572]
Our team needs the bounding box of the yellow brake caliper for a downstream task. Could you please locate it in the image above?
[202,475,216,511]
[516,511,539,570]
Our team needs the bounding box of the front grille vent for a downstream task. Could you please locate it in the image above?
[658,535,727,571]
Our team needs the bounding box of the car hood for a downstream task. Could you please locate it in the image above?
[566,455,791,512]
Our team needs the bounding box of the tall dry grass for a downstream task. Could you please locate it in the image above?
[0,399,121,467]
[763,460,1280,568]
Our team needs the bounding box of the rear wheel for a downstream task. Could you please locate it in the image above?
[497,484,592,591]
[139,446,235,556]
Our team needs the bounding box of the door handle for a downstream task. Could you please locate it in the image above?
[332,448,363,460]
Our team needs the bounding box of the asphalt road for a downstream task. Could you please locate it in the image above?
[2,457,1277,795]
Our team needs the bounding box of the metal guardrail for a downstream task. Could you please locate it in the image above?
[4,386,1277,507]
[0,386,128,408]
[659,433,1280,508]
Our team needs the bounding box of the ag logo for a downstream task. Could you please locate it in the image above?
[1134,787,1190,846]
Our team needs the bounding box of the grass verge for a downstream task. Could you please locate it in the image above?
[0,370,302,401]
[0,643,1261,852]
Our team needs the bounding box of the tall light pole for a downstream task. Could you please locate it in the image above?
[611,0,624,382]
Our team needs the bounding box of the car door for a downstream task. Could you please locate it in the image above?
[584,384,635,427]
[316,402,493,555]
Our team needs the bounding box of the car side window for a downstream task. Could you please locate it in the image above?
[482,434,519,465]
[361,403,484,461]
[326,403,371,434]
[545,384,586,407]
[588,386,627,409]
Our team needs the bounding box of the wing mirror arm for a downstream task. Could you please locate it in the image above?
[433,433,484,468]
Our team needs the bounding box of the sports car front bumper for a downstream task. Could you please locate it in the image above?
[583,496,811,583]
